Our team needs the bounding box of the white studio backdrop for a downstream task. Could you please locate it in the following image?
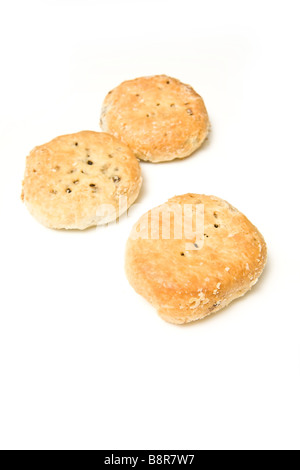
[0,0,299,450]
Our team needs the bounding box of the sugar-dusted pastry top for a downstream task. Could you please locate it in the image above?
[125,194,267,324]
[101,75,210,163]
[22,131,142,230]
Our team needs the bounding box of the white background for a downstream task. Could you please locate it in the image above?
[0,0,299,450]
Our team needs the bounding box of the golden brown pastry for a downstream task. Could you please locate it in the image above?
[100,75,210,163]
[22,131,142,230]
[125,194,267,324]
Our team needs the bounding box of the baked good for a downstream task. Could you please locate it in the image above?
[100,75,210,163]
[125,194,267,324]
[22,131,142,230]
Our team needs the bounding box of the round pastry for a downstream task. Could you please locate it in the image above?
[22,131,142,230]
[125,194,267,324]
[100,75,210,163]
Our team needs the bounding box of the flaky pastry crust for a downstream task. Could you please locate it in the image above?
[22,131,142,229]
[125,194,267,324]
[100,75,210,163]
